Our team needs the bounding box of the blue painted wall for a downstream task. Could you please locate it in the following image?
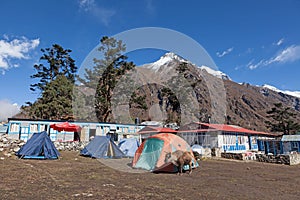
[7,119,144,142]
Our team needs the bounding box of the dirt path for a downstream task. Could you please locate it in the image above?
[1,151,300,199]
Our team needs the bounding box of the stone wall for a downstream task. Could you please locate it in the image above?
[255,154,300,165]
[221,152,244,160]
[202,148,212,158]
[289,153,300,165]
[211,148,221,157]
[54,141,88,151]
[220,152,258,161]
[217,151,300,166]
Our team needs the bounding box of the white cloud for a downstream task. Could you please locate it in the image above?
[78,0,115,26]
[0,100,20,121]
[274,38,284,46]
[270,45,300,63]
[216,47,234,58]
[248,45,300,70]
[79,0,94,11]
[248,59,264,70]
[0,36,40,73]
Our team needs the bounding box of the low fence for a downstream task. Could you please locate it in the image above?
[256,153,300,165]
[220,151,300,165]
[221,152,244,160]
[221,152,256,161]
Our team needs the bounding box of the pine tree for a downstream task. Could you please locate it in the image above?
[30,44,77,92]
[129,92,148,110]
[24,44,77,120]
[28,75,74,120]
[78,36,135,122]
[266,103,300,135]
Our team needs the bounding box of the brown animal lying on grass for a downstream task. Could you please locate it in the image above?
[164,150,194,175]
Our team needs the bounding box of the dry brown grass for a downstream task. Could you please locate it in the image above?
[1,151,300,200]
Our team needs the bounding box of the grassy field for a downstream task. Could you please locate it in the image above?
[1,151,300,200]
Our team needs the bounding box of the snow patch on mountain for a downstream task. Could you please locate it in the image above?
[142,52,187,72]
[199,65,231,80]
[263,84,300,98]
[142,52,230,80]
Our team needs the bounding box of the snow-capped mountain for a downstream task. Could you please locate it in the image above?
[142,52,231,80]
[141,52,188,72]
[141,52,300,99]
[262,84,300,99]
[198,65,231,80]
[130,52,300,132]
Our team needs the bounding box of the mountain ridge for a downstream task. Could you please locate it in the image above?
[143,52,300,98]
[128,52,300,132]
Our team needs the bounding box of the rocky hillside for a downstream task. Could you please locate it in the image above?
[128,52,300,132]
[17,52,299,133]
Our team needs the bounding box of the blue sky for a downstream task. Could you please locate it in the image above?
[1,0,300,119]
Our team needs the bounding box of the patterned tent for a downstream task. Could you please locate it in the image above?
[132,133,198,172]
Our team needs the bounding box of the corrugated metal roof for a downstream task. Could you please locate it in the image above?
[281,135,300,142]
[177,129,217,133]
[199,123,274,136]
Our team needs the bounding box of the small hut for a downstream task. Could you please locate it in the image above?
[281,134,300,154]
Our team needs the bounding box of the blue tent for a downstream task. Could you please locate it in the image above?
[118,138,139,157]
[16,131,60,159]
[80,136,125,158]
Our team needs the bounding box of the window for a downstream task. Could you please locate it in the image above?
[103,126,110,134]
[40,124,48,132]
[251,136,257,145]
[96,126,102,135]
[30,124,38,133]
[223,133,236,145]
[237,135,246,144]
[291,142,299,151]
[197,133,210,147]
[10,123,20,132]
[89,129,96,137]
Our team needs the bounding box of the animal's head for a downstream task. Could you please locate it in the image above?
[164,152,172,163]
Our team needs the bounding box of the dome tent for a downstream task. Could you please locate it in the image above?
[16,131,60,159]
[80,136,124,159]
[118,137,140,157]
[132,133,198,172]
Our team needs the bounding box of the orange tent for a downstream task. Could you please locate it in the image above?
[132,133,198,172]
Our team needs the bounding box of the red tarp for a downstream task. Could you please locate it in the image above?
[50,122,81,132]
